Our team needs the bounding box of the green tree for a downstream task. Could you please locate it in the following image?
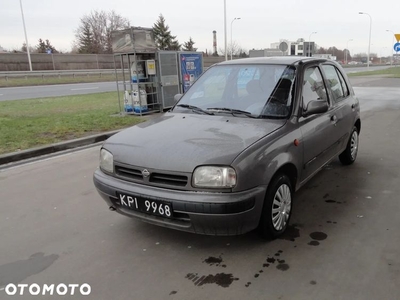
[239,50,248,58]
[37,39,46,53]
[152,14,180,50]
[170,39,181,51]
[36,39,57,53]
[182,37,197,51]
[78,22,95,53]
[45,39,58,53]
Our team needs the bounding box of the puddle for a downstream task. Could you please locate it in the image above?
[325,200,342,204]
[186,273,238,288]
[266,257,276,264]
[203,256,226,267]
[308,241,320,246]
[310,232,328,241]
[276,264,290,271]
[0,253,59,287]
[278,224,301,241]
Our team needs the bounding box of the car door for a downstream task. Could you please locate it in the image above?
[321,64,356,154]
[298,65,339,183]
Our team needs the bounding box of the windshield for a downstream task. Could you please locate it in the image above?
[174,64,296,118]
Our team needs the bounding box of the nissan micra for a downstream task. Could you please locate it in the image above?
[93,57,360,239]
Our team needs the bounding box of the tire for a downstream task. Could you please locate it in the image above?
[339,126,359,165]
[258,174,293,239]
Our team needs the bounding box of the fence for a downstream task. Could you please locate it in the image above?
[0,53,226,72]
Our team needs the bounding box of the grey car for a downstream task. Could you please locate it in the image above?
[93,57,360,238]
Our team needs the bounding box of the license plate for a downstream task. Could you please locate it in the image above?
[117,193,173,218]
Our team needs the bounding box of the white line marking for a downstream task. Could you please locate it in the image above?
[71,87,99,91]
[0,287,4,291]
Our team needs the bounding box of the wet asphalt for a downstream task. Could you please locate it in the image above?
[0,77,399,299]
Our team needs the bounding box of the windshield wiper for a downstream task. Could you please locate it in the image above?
[206,107,258,118]
[176,104,214,115]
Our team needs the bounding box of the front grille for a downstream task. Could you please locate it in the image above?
[115,166,143,181]
[114,164,189,188]
[150,173,188,187]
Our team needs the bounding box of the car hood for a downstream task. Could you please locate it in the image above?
[104,112,286,173]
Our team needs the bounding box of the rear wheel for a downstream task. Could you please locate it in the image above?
[258,174,293,239]
[339,126,359,165]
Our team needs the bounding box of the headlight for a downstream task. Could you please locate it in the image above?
[100,149,114,173]
[192,166,236,188]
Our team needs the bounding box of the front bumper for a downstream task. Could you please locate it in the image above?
[93,169,267,236]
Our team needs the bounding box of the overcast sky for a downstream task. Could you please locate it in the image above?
[1,0,399,56]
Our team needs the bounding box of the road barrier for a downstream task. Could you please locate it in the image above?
[0,69,120,81]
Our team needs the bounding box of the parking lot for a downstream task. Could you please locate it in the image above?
[1,77,399,300]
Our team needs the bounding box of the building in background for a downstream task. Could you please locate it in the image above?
[250,38,318,58]
[249,48,285,57]
[313,53,336,60]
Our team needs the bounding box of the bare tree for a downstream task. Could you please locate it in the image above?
[218,41,247,57]
[20,42,35,53]
[75,10,130,54]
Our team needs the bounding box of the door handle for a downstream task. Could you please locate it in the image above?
[331,115,337,122]
[351,104,355,109]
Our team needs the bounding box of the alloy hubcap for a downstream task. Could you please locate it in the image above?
[271,184,291,231]
[350,131,358,160]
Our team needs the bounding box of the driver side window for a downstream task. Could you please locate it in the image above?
[188,70,229,106]
[302,67,328,111]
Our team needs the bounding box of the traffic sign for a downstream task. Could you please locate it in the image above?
[394,42,400,52]
[395,34,400,42]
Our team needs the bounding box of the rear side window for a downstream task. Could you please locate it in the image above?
[322,65,349,102]
[337,70,349,97]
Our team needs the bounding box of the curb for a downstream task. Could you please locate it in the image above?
[0,130,121,166]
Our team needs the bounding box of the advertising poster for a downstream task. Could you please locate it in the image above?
[179,53,203,93]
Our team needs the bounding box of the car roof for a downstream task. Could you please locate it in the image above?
[217,56,328,66]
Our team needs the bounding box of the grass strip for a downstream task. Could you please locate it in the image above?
[348,67,400,77]
[0,92,145,155]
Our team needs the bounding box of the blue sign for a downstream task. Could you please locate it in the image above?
[179,53,203,93]
[394,42,400,52]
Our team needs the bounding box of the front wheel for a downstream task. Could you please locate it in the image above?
[339,126,359,165]
[258,174,293,239]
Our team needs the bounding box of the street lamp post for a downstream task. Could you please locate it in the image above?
[224,0,227,61]
[346,39,353,64]
[386,29,395,66]
[308,32,317,57]
[19,0,32,71]
[359,12,372,69]
[230,17,241,60]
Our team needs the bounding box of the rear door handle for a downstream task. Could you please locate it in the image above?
[331,115,337,122]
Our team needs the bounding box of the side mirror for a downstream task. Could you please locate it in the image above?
[303,100,328,117]
[174,94,183,102]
